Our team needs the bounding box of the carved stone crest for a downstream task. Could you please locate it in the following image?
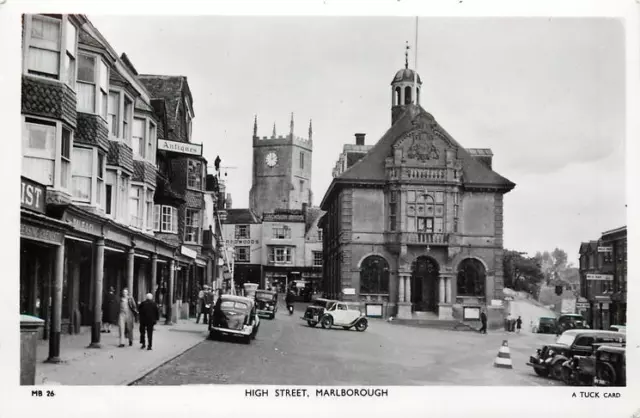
[406,131,439,162]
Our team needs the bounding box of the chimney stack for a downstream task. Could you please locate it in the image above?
[355,133,366,146]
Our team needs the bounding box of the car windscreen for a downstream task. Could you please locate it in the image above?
[539,318,555,324]
[255,292,276,301]
[220,301,249,311]
[556,334,576,346]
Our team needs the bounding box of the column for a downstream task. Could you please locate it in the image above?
[127,247,134,299]
[151,254,158,295]
[89,238,105,348]
[404,276,411,303]
[165,260,175,325]
[445,277,452,304]
[439,276,446,304]
[398,274,405,303]
[46,242,65,363]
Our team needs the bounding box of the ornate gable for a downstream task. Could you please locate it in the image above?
[393,112,457,167]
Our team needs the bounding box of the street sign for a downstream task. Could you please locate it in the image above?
[576,303,590,310]
[586,274,613,281]
[597,246,613,252]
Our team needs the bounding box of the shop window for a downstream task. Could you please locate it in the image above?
[360,255,390,294]
[235,246,250,263]
[185,209,201,243]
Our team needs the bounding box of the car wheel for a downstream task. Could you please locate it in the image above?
[596,362,616,385]
[355,320,368,332]
[321,316,333,329]
[533,368,549,378]
[561,367,574,385]
[551,361,564,380]
[307,320,317,328]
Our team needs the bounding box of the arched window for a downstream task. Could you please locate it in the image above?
[457,258,486,296]
[404,86,412,104]
[395,87,401,106]
[360,255,390,294]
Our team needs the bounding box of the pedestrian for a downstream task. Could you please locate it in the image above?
[118,288,138,348]
[516,316,522,333]
[195,286,205,323]
[203,286,214,325]
[101,286,118,333]
[285,288,295,314]
[506,313,514,332]
[138,293,159,350]
[479,309,488,334]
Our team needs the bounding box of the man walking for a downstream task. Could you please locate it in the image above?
[202,286,214,325]
[138,293,159,350]
[479,309,488,334]
[195,286,205,323]
[118,288,138,347]
[516,316,523,333]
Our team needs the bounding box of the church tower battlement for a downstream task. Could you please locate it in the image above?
[249,113,314,218]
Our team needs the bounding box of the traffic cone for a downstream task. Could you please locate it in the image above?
[494,340,513,369]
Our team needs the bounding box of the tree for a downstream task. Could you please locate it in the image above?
[503,250,545,298]
[535,247,581,298]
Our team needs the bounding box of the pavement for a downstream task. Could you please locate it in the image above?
[134,302,563,386]
[34,320,208,385]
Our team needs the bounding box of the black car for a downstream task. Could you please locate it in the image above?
[594,344,626,387]
[555,314,588,336]
[526,330,625,380]
[255,290,278,319]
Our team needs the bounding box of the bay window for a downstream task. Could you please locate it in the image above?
[129,185,143,229]
[60,128,71,189]
[187,159,203,190]
[154,205,178,233]
[108,91,119,136]
[147,122,156,164]
[268,247,293,264]
[76,53,108,119]
[105,170,116,216]
[118,173,129,222]
[145,189,154,230]
[123,96,133,145]
[132,118,146,158]
[96,152,105,207]
[185,209,201,243]
[71,147,92,202]
[22,118,56,186]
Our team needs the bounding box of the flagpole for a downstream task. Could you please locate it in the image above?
[414,16,419,105]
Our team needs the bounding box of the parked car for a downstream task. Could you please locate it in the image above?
[608,325,626,333]
[302,298,335,327]
[526,330,625,380]
[537,317,557,334]
[561,352,596,386]
[555,314,588,335]
[209,295,260,344]
[593,344,626,386]
[303,299,368,332]
[255,290,278,319]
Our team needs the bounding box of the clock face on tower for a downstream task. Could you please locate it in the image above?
[265,152,278,167]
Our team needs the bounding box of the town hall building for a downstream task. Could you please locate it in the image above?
[320,61,515,324]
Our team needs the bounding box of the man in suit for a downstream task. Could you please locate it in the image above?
[138,293,160,350]
[479,308,488,334]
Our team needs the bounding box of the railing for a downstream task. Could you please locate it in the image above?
[386,167,447,181]
[384,232,449,245]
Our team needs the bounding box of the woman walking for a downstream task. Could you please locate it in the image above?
[118,288,138,347]
[101,286,118,333]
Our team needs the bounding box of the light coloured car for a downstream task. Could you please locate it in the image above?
[317,300,368,332]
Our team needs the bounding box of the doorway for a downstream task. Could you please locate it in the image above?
[410,256,439,312]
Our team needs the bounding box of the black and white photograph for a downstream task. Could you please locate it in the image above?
[1,0,638,417]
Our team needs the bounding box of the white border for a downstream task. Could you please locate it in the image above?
[1,1,638,417]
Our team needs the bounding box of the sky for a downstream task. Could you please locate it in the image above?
[88,16,626,265]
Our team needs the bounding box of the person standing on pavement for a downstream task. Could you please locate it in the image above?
[516,316,522,333]
[101,286,118,333]
[479,309,488,334]
[118,288,138,347]
[138,293,159,350]
[195,286,205,323]
[202,286,214,325]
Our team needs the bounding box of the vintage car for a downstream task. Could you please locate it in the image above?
[593,344,626,386]
[302,299,368,331]
[255,290,278,319]
[526,330,625,380]
[608,324,626,333]
[555,314,588,335]
[209,295,260,344]
[537,317,557,334]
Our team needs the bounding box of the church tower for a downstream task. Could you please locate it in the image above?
[391,42,422,125]
[249,113,314,218]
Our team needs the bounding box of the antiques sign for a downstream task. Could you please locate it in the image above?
[21,177,46,214]
[158,139,203,156]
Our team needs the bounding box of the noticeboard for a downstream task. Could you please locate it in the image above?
[463,306,481,320]
[365,304,383,318]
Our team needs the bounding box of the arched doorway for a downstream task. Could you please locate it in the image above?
[411,256,439,312]
[456,258,486,297]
